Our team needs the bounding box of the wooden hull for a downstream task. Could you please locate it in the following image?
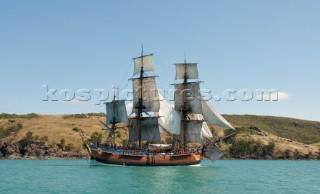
[90,148,202,166]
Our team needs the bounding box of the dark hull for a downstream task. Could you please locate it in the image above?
[90,148,202,166]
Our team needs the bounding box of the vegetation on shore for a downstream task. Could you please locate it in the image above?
[219,127,320,160]
[1,129,84,159]
[223,114,320,144]
[0,113,40,119]
[0,113,319,160]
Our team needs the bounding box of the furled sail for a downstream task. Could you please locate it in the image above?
[106,100,128,125]
[129,118,161,143]
[158,94,181,134]
[174,82,202,114]
[132,77,160,113]
[133,54,154,76]
[201,100,235,130]
[175,63,198,80]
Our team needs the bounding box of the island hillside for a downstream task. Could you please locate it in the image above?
[0,113,319,160]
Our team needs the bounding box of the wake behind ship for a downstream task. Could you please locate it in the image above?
[86,51,235,166]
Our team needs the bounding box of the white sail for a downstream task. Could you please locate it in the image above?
[201,100,235,130]
[158,94,181,134]
[174,82,202,114]
[132,77,160,113]
[201,121,213,139]
[133,54,154,76]
[106,100,128,125]
[175,63,198,80]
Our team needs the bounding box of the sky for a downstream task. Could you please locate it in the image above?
[0,0,319,121]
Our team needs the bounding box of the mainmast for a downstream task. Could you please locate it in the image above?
[182,62,188,150]
[174,62,203,150]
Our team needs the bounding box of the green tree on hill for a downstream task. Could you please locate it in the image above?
[0,123,23,139]
[229,139,275,159]
[283,149,291,159]
[72,127,80,132]
[89,132,103,145]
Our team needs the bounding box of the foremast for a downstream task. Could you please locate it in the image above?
[129,50,160,148]
[137,50,145,148]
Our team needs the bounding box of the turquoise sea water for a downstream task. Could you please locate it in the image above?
[0,160,319,194]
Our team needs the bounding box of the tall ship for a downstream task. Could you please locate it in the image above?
[86,51,235,166]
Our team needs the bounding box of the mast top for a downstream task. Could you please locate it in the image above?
[141,43,144,57]
[112,85,118,101]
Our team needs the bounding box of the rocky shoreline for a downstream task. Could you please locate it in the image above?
[0,142,88,160]
[1,143,318,161]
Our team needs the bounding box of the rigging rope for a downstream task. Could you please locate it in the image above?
[119,62,132,91]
